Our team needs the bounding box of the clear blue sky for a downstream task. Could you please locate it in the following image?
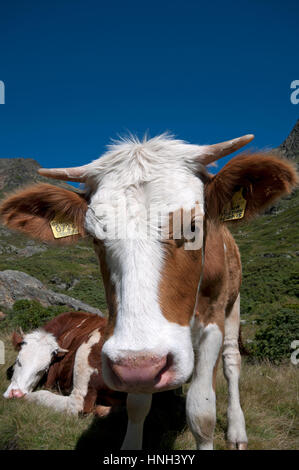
[0,0,298,172]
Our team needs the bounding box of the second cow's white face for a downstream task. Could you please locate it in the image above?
[4,330,62,399]
[83,137,207,393]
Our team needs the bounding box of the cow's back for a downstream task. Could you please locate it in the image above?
[43,312,107,393]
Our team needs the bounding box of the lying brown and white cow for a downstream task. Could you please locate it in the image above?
[4,311,125,416]
[4,311,180,449]
[1,133,297,450]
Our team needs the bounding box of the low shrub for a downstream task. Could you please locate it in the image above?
[0,300,72,332]
[248,302,299,363]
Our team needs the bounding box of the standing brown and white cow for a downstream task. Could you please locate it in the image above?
[0,134,297,450]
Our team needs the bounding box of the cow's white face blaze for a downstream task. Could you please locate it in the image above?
[4,330,62,398]
[83,136,207,393]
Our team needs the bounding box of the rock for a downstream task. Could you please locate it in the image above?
[277,119,299,163]
[0,244,19,254]
[49,276,80,291]
[262,253,277,258]
[67,278,80,290]
[0,243,47,257]
[0,270,104,317]
[18,245,47,257]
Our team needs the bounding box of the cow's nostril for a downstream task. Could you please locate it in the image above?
[109,355,168,387]
[11,389,25,398]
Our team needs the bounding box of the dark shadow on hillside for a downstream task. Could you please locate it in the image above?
[75,389,186,451]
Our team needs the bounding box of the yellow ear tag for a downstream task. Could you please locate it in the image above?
[50,218,79,239]
[220,188,247,221]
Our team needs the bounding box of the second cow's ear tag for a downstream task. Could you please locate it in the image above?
[50,217,79,239]
[220,188,247,222]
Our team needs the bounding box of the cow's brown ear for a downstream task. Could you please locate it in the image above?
[12,331,24,351]
[205,153,298,222]
[0,184,87,245]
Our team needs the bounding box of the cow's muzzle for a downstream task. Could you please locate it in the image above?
[105,353,173,392]
[8,388,25,398]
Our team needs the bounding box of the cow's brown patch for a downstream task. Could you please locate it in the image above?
[158,217,240,328]
[159,241,202,326]
[93,240,118,340]
[44,312,106,392]
[11,331,24,351]
[194,414,216,442]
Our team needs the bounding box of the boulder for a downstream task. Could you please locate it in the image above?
[0,270,104,317]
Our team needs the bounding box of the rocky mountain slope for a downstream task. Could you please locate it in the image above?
[277,119,299,163]
[0,157,76,199]
[0,270,103,315]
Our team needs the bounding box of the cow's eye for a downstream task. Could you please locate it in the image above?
[6,365,14,380]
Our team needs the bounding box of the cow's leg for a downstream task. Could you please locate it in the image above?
[25,389,83,414]
[121,393,152,450]
[186,322,223,450]
[222,294,247,450]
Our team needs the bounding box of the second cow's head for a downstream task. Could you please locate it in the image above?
[1,134,297,393]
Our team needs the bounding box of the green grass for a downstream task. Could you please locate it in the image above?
[0,331,298,450]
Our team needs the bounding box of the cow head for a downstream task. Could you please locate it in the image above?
[3,329,67,398]
[1,134,297,394]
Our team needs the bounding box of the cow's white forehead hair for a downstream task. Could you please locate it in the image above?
[84,134,207,241]
[20,330,59,354]
[83,133,207,189]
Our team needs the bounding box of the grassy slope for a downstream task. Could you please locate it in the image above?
[0,332,298,450]
[231,189,299,313]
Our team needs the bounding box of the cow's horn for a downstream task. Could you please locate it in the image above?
[199,134,254,165]
[38,165,90,182]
